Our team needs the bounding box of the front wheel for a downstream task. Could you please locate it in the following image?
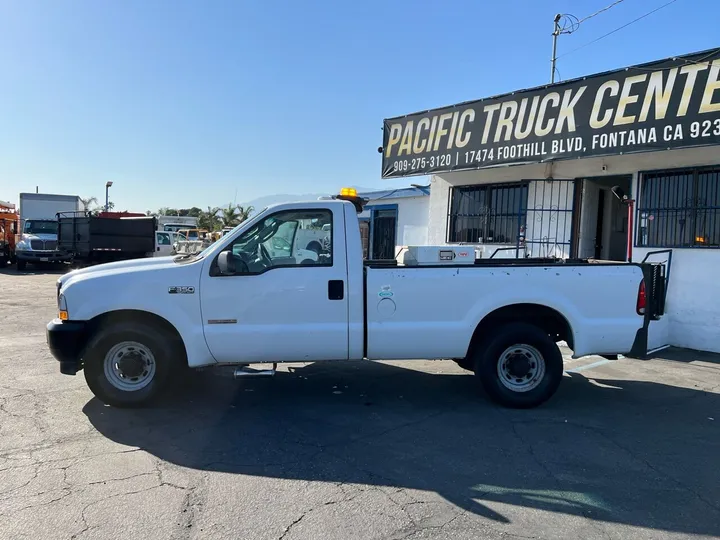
[83,323,177,407]
[474,322,563,409]
[16,259,27,271]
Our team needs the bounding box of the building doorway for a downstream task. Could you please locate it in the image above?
[370,207,398,260]
[575,175,632,261]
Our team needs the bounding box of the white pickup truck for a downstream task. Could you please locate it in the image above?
[46,191,667,409]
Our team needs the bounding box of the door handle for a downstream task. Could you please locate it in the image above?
[328,280,344,300]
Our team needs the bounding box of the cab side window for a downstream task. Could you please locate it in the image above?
[213,209,333,276]
[156,232,171,245]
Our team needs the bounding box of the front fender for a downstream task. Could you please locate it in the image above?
[62,263,216,367]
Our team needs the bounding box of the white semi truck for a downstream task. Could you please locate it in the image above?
[46,189,668,409]
[16,192,82,270]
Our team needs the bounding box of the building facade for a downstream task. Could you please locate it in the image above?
[380,48,720,354]
[357,186,430,260]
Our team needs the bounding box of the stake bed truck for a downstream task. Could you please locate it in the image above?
[46,191,668,409]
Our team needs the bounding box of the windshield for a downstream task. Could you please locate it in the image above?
[24,220,58,235]
[164,224,192,232]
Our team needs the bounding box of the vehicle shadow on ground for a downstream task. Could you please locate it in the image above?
[83,361,720,536]
[646,346,720,366]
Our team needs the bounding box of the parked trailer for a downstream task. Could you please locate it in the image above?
[57,213,157,265]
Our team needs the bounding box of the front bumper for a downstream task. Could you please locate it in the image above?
[46,319,88,375]
[17,250,72,262]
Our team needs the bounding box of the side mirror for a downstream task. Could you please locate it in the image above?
[217,251,236,275]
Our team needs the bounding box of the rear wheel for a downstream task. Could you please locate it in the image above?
[83,322,178,408]
[474,322,563,409]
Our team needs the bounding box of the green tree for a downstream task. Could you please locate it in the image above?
[199,206,220,231]
[236,204,254,224]
[79,196,98,212]
[219,204,254,229]
[219,204,240,228]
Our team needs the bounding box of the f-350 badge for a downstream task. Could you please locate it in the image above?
[168,286,195,294]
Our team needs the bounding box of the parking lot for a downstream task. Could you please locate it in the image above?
[0,268,719,540]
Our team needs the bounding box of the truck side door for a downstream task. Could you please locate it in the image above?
[155,232,174,256]
[199,205,349,364]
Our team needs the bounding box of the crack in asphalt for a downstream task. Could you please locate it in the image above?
[69,477,188,539]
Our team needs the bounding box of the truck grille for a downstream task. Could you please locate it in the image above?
[30,240,57,251]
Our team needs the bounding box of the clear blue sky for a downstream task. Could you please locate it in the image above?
[0,0,717,212]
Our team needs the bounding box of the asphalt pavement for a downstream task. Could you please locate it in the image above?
[1,267,719,540]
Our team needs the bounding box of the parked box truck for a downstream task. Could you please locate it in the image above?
[16,193,82,270]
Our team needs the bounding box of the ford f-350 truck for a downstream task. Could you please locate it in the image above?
[46,190,667,409]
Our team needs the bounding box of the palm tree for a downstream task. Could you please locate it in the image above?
[219,204,255,229]
[219,204,240,228]
[80,196,98,213]
[236,205,254,224]
[199,206,220,231]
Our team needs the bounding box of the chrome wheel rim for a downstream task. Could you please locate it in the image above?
[103,341,156,391]
[497,344,546,393]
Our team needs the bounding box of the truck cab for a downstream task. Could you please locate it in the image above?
[46,190,666,410]
[15,219,69,269]
[16,192,82,270]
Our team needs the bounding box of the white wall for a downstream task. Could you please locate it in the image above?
[395,196,430,247]
[364,195,430,251]
[428,145,720,354]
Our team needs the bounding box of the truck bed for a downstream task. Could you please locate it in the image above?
[58,215,156,260]
[363,261,654,361]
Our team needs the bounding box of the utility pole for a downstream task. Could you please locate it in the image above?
[550,13,562,83]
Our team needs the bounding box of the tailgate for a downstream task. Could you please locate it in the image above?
[630,250,672,357]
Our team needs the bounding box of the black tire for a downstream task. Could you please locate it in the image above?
[16,259,27,271]
[83,322,178,408]
[306,241,322,254]
[474,322,563,409]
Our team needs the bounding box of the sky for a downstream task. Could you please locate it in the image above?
[0,0,718,212]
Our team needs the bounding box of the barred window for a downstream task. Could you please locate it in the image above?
[637,166,720,248]
[447,183,528,244]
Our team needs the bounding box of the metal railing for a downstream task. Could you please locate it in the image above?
[636,166,720,248]
[447,179,575,259]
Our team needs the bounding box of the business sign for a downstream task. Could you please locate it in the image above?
[381,48,720,178]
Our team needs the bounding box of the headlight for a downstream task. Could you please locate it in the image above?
[58,294,68,321]
[16,241,30,251]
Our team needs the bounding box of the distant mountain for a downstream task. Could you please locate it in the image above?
[238,186,382,212]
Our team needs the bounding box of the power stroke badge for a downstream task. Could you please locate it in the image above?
[168,286,195,294]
